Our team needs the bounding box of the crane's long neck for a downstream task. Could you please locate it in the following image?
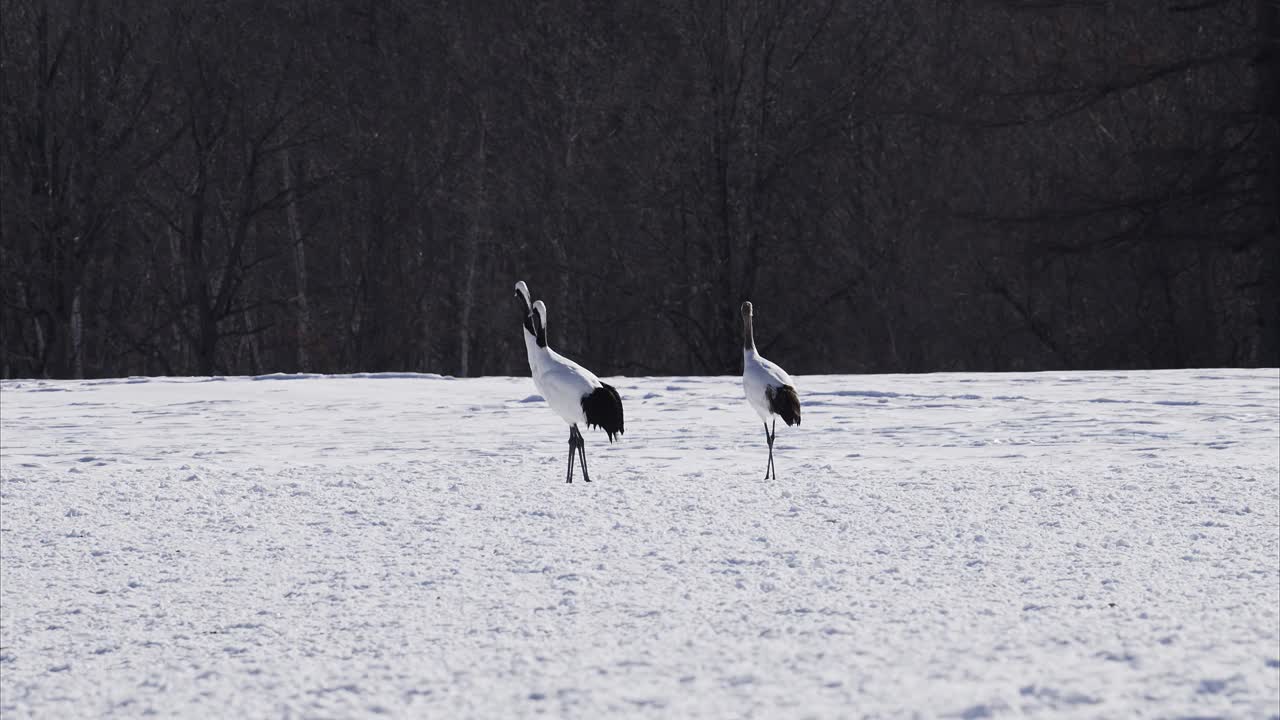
[522,326,543,369]
[742,312,757,353]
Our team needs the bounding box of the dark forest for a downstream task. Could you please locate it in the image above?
[2,0,1276,379]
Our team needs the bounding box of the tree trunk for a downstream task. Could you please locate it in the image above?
[1259,0,1280,364]
[282,149,311,371]
[188,165,218,376]
[70,288,83,378]
[457,108,486,377]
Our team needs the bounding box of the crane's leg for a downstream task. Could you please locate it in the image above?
[566,426,577,483]
[576,427,591,483]
[764,420,775,480]
[770,418,777,479]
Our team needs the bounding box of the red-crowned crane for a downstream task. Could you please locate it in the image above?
[514,281,624,483]
[740,301,801,479]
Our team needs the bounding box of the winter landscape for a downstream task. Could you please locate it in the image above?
[1,369,1277,718]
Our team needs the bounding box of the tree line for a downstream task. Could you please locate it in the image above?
[2,0,1275,379]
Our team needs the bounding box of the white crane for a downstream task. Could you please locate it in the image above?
[740,301,801,479]
[514,281,624,483]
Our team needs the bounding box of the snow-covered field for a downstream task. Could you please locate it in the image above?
[1,369,1277,718]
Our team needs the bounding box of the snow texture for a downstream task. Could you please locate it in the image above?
[1,369,1278,718]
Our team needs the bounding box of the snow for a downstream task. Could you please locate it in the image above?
[1,369,1277,718]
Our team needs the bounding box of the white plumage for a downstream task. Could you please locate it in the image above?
[743,351,795,423]
[530,300,602,428]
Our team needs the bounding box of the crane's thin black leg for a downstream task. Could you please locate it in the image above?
[769,418,777,479]
[566,427,577,483]
[764,421,774,480]
[577,428,591,483]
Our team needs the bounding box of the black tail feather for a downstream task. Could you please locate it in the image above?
[582,383,625,442]
[769,385,802,427]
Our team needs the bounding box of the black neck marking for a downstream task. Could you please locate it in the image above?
[533,308,548,348]
[516,293,536,336]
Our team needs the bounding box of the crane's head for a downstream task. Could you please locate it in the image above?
[514,281,537,336]
[741,301,753,317]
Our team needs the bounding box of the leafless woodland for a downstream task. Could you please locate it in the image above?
[2,1,1275,378]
